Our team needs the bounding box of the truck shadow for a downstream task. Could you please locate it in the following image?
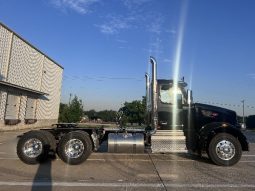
[31,154,56,191]
[97,140,108,152]
[172,153,212,164]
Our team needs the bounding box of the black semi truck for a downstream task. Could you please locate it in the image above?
[17,57,249,166]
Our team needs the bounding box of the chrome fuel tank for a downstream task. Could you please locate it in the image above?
[108,133,144,153]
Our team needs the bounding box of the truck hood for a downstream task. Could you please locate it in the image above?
[194,103,238,126]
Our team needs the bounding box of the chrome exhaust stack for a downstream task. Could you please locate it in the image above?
[150,56,158,131]
[145,73,150,111]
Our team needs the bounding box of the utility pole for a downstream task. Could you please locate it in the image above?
[241,100,245,128]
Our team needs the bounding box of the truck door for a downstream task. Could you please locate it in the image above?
[157,84,184,130]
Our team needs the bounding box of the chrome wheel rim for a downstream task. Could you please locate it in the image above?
[65,139,84,159]
[216,140,235,161]
[23,138,43,158]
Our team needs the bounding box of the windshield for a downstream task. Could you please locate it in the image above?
[159,85,183,104]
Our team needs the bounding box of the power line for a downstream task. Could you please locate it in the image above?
[198,101,255,109]
[63,74,144,81]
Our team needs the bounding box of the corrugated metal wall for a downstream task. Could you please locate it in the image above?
[0,92,7,121]
[0,23,63,128]
[19,95,27,120]
[37,57,63,119]
[0,25,12,80]
[7,36,44,91]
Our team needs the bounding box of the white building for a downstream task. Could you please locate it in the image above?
[0,22,63,130]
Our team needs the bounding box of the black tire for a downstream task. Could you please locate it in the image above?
[57,131,92,165]
[40,130,56,152]
[17,131,50,164]
[208,133,242,166]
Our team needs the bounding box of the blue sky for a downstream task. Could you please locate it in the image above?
[0,0,254,115]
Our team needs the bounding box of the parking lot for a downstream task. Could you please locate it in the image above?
[0,130,255,191]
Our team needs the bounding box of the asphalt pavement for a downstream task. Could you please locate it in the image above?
[0,130,254,191]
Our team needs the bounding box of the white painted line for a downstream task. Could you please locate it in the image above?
[242,155,255,157]
[240,161,255,163]
[0,157,19,160]
[164,183,255,188]
[0,181,254,188]
[0,181,163,188]
[137,173,178,179]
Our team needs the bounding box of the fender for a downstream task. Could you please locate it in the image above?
[198,122,249,151]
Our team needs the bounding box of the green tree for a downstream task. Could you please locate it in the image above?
[120,96,146,126]
[84,109,98,120]
[58,95,84,123]
[84,110,117,122]
[97,110,117,122]
[58,103,69,122]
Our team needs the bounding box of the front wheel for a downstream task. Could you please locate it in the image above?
[208,133,242,166]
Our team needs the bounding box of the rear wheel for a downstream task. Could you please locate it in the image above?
[57,131,92,165]
[17,131,50,164]
[208,133,242,166]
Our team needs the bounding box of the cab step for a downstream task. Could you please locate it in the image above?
[151,130,187,153]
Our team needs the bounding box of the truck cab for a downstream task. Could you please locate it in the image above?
[146,57,249,166]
